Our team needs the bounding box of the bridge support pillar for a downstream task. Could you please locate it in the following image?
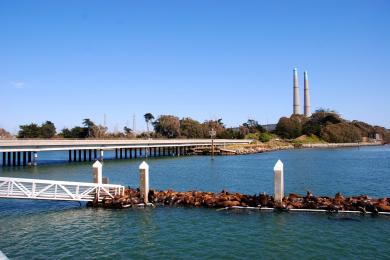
[33,152,38,166]
[7,152,11,166]
[115,149,118,159]
[23,152,27,166]
[28,152,32,165]
[139,161,149,204]
[88,149,92,161]
[78,150,82,162]
[12,152,16,166]
[68,150,72,162]
[2,152,5,166]
[83,150,87,162]
[94,150,97,160]
[120,148,123,159]
[100,150,104,161]
[3,152,7,166]
[17,152,21,166]
[130,148,133,159]
[73,150,77,162]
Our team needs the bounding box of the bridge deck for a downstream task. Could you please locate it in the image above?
[0,177,125,202]
[0,139,251,152]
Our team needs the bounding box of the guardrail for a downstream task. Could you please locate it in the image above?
[0,177,125,202]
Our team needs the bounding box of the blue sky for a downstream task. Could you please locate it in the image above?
[1,0,389,133]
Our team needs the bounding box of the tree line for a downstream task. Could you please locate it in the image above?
[10,114,270,140]
[274,109,390,143]
[3,111,390,143]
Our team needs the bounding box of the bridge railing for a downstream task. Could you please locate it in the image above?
[0,177,125,202]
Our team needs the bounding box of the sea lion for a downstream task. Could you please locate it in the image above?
[288,193,302,199]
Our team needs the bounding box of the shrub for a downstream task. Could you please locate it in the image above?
[321,123,361,143]
[259,132,272,142]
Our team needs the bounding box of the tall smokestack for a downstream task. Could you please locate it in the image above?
[293,68,301,115]
[304,71,311,117]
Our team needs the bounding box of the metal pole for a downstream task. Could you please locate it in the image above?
[212,139,215,159]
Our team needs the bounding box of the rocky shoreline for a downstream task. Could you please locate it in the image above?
[88,188,390,214]
[195,141,385,156]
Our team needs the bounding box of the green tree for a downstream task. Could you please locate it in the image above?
[144,113,155,135]
[153,115,180,138]
[321,123,361,143]
[123,126,132,135]
[18,123,41,138]
[242,119,266,133]
[275,116,303,139]
[180,118,204,138]
[60,126,88,138]
[83,118,95,138]
[40,121,56,138]
[303,109,342,136]
[218,128,244,139]
[202,120,226,138]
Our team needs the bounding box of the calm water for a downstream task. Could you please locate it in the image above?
[1,146,390,259]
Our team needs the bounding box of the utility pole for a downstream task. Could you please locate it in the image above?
[133,113,136,134]
[209,128,216,160]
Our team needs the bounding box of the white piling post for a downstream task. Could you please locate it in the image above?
[274,160,284,203]
[100,149,104,161]
[139,161,149,204]
[92,160,103,184]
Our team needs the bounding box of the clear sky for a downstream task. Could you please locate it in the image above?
[1,0,389,133]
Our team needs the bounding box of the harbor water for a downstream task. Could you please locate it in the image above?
[1,146,390,259]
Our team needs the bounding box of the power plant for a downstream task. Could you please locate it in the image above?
[292,68,311,117]
[293,68,300,115]
[304,71,311,117]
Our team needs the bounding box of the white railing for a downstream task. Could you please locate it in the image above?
[0,177,125,202]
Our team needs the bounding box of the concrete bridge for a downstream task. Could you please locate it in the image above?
[0,139,252,167]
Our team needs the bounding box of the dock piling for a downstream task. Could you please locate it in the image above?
[139,161,149,204]
[274,160,284,203]
[92,160,103,184]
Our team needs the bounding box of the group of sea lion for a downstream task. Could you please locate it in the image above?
[282,191,390,213]
[87,188,390,214]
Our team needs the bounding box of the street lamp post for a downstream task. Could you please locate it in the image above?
[209,128,216,159]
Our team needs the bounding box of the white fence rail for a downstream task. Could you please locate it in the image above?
[0,177,125,202]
